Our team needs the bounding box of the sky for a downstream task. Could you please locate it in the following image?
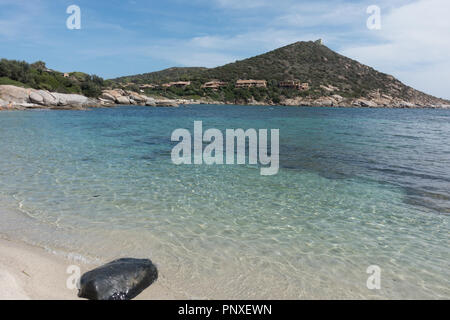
[0,0,449,99]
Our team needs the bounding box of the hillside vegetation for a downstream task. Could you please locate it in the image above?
[110,41,447,105]
[0,59,105,97]
[1,41,447,107]
[115,67,208,84]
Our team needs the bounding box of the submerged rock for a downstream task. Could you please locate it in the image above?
[78,258,158,300]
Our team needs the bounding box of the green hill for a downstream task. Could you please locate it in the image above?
[2,41,446,106]
[110,40,448,105]
[0,59,105,97]
[114,67,208,84]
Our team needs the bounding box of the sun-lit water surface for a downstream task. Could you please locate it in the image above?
[0,105,449,299]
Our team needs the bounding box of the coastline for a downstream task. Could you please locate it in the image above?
[0,235,181,300]
[1,85,449,111]
[2,100,449,111]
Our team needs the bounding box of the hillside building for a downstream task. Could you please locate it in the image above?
[162,81,191,88]
[201,81,228,89]
[279,80,309,91]
[299,82,309,91]
[235,80,267,88]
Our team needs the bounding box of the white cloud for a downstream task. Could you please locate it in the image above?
[1,0,448,99]
[189,29,317,52]
[164,28,327,66]
[341,0,450,99]
[77,28,324,69]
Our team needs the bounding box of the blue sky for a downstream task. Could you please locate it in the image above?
[0,0,449,98]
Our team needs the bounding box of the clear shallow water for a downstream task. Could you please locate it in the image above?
[0,105,448,299]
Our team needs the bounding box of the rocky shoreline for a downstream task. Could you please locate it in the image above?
[278,90,450,109]
[0,85,191,110]
[0,85,448,111]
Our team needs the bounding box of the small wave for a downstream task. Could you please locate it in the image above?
[44,247,101,265]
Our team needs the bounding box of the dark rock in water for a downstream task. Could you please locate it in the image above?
[78,258,158,300]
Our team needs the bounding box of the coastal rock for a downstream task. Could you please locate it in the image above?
[197,98,221,105]
[103,89,125,99]
[312,97,335,107]
[86,98,102,108]
[100,92,116,102]
[0,85,115,110]
[116,96,130,105]
[29,92,44,105]
[354,99,378,108]
[145,97,156,106]
[394,100,416,108]
[155,100,179,107]
[114,89,127,96]
[176,99,200,105]
[99,89,187,107]
[128,92,147,103]
[98,98,116,107]
[15,103,41,109]
[38,90,59,106]
[0,85,30,103]
[281,97,308,106]
[78,258,158,300]
[52,93,88,107]
[370,98,390,107]
[331,95,344,102]
[102,89,159,106]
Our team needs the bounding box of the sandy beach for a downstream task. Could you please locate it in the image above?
[0,236,182,300]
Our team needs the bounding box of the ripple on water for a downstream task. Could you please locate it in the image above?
[0,106,449,299]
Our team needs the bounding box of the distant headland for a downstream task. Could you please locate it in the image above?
[1,41,449,110]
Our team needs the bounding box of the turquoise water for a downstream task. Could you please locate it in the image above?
[0,105,448,299]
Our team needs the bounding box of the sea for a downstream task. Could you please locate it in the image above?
[0,104,448,299]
